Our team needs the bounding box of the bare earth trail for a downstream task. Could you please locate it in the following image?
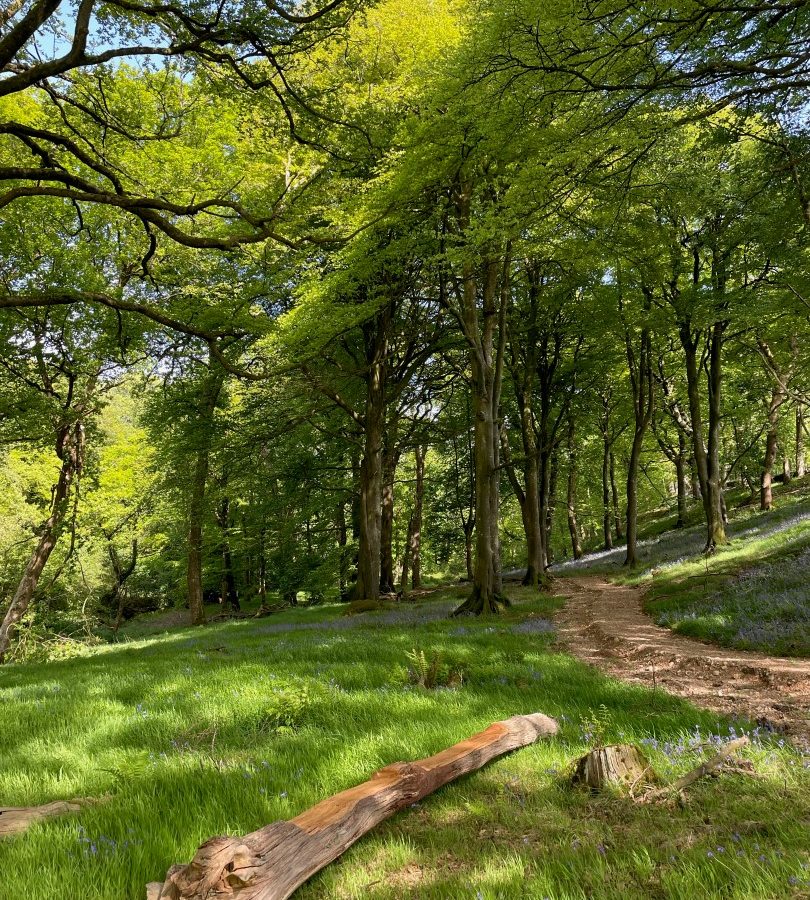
[553,575,810,749]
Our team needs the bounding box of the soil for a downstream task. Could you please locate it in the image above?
[554,575,810,750]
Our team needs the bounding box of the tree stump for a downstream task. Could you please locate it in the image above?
[572,744,654,791]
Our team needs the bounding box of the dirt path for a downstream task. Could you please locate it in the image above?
[554,575,810,749]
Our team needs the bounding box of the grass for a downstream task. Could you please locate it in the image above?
[1,584,808,899]
[557,478,810,657]
[641,515,810,657]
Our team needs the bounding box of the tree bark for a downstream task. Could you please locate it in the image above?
[797,404,806,478]
[148,713,559,900]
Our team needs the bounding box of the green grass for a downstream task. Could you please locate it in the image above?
[1,584,808,899]
[639,514,810,657]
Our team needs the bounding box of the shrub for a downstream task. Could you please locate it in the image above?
[253,685,312,734]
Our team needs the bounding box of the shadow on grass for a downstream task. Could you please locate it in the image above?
[1,588,804,900]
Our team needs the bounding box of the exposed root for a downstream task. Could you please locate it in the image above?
[452,588,510,617]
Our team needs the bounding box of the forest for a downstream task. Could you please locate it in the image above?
[1,1,809,899]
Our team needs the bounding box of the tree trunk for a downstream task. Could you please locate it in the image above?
[353,313,389,604]
[797,404,806,478]
[452,245,508,614]
[148,713,559,900]
[399,517,413,599]
[399,446,424,598]
[679,320,726,551]
[675,431,688,527]
[336,503,348,599]
[689,453,701,500]
[186,371,223,626]
[761,393,780,511]
[187,463,208,626]
[519,403,544,586]
[0,416,88,662]
[216,495,240,612]
[602,427,613,551]
[543,448,559,567]
[624,436,643,567]
[258,526,268,606]
[410,444,425,589]
[347,448,362,600]
[566,413,582,560]
[623,310,654,568]
[505,264,545,586]
[355,410,383,604]
[459,356,501,613]
[502,403,541,587]
[109,539,139,632]
[462,519,474,581]
[705,320,728,548]
[379,428,400,595]
[610,450,623,541]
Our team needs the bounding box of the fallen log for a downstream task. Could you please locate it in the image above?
[642,736,750,801]
[0,799,92,837]
[147,712,558,900]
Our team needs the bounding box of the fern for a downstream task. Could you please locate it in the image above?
[406,648,464,689]
[101,750,152,785]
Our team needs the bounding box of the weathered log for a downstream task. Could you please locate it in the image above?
[0,799,92,837]
[147,712,558,900]
[571,744,654,792]
[642,736,750,801]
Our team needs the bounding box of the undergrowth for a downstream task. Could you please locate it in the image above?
[0,583,807,899]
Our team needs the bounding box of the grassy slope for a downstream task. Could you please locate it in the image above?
[557,478,810,657]
[1,585,808,899]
